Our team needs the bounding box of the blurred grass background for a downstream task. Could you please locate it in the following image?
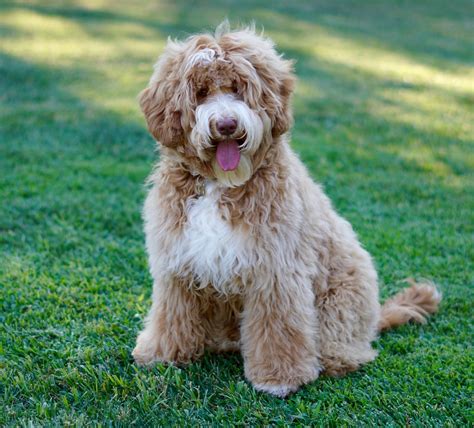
[1,0,473,425]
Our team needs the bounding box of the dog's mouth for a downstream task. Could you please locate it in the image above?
[212,135,246,172]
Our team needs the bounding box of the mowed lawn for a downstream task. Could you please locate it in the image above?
[1,0,473,425]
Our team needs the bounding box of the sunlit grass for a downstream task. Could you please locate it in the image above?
[0,8,167,117]
[310,34,473,94]
[2,4,472,138]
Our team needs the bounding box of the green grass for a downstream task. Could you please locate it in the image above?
[1,0,473,425]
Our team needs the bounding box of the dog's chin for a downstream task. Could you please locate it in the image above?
[212,154,253,188]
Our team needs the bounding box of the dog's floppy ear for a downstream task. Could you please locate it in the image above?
[139,83,184,147]
[271,59,296,138]
[139,38,188,147]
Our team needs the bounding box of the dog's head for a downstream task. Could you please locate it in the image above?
[140,22,295,187]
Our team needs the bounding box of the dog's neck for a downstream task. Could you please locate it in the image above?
[155,138,289,228]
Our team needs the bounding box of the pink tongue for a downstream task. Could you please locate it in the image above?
[216,139,240,171]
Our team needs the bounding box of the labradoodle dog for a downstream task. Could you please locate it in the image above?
[132,22,441,397]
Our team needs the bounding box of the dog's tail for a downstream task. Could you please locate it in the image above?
[379,279,442,332]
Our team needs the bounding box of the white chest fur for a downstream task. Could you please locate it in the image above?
[176,182,249,294]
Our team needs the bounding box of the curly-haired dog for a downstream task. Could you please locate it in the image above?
[132,22,441,397]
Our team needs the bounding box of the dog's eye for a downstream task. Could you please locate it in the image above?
[231,82,239,94]
[197,88,208,98]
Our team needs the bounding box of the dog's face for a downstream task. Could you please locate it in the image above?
[140,23,295,187]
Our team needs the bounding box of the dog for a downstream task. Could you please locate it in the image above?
[132,22,441,397]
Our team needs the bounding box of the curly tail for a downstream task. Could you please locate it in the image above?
[379,279,442,332]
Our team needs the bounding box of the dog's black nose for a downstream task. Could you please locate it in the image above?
[216,117,237,136]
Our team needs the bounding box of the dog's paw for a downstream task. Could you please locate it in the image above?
[132,332,162,366]
[132,346,159,366]
[253,382,299,398]
[248,362,320,398]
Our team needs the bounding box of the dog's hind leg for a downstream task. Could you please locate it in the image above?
[132,276,206,366]
[317,253,380,377]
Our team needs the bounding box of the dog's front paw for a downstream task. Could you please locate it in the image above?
[253,382,300,398]
[132,331,162,366]
[246,363,320,398]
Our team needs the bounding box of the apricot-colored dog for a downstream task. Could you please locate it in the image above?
[132,22,441,397]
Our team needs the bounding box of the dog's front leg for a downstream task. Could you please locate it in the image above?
[132,277,205,366]
[241,273,321,397]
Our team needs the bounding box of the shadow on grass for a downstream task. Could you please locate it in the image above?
[0,52,152,286]
[4,0,473,66]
